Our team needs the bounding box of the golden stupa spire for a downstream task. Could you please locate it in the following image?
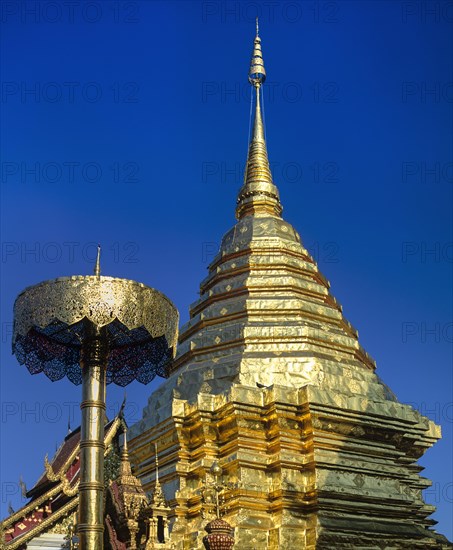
[236,19,282,219]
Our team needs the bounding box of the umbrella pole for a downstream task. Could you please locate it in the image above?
[78,324,108,550]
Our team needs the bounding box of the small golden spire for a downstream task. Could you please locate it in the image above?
[115,427,148,515]
[119,427,133,478]
[155,443,159,483]
[236,22,282,220]
[151,442,165,506]
[94,244,101,278]
[122,429,129,458]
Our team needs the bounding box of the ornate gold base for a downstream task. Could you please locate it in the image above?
[130,384,444,549]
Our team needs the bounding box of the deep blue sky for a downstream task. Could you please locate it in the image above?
[1,0,452,539]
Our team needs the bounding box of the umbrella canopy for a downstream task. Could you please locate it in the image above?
[12,275,179,386]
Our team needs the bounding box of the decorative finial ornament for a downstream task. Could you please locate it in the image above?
[248,22,266,86]
[236,23,282,219]
[119,391,127,418]
[94,244,101,277]
[19,475,27,498]
[151,442,165,506]
[118,426,135,480]
[154,443,159,482]
[256,16,259,37]
[122,427,129,459]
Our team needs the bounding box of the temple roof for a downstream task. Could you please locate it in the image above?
[26,426,81,500]
[1,415,126,549]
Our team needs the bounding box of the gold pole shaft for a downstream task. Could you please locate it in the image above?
[78,324,108,550]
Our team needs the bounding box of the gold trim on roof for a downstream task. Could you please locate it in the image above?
[3,498,79,550]
[0,416,125,540]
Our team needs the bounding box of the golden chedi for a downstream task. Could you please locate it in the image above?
[129,23,451,550]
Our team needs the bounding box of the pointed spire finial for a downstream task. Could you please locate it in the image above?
[151,441,165,506]
[256,16,259,37]
[118,426,134,479]
[236,23,282,220]
[94,244,101,278]
[122,427,129,460]
[19,475,27,498]
[154,442,159,483]
[248,23,266,87]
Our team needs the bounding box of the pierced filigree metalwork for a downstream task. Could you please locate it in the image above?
[12,276,179,386]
